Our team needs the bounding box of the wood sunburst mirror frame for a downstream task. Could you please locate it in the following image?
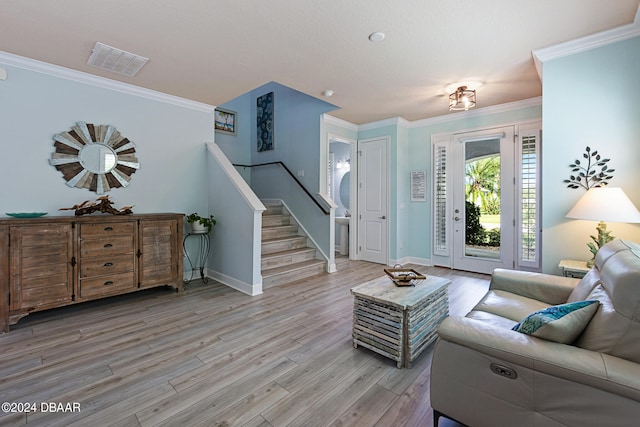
[49,122,140,194]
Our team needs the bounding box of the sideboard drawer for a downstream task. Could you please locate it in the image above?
[80,222,135,238]
[78,272,136,299]
[80,236,134,257]
[79,254,135,278]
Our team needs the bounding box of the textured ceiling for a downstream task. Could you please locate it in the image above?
[1,0,638,124]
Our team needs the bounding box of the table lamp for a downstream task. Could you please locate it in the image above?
[566,187,640,266]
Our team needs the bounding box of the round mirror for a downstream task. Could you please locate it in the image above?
[50,122,139,194]
[79,144,117,174]
[339,171,350,208]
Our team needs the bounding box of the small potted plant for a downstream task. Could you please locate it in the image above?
[186,213,216,234]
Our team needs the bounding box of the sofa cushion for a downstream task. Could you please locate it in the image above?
[473,289,550,322]
[512,300,600,344]
[574,241,640,364]
[466,310,519,330]
[567,268,601,303]
[575,284,640,364]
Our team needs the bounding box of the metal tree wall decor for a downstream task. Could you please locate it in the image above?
[563,146,614,190]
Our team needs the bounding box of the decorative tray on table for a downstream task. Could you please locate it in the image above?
[6,212,48,218]
[384,268,426,286]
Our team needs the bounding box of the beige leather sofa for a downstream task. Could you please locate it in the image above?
[430,239,640,426]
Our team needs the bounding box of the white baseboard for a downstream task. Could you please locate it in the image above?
[197,269,263,296]
[327,262,337,273]
[391,256,433,267]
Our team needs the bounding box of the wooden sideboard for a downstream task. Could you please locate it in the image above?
[0,213,184,332]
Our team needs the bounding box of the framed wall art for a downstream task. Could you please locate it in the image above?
[257,92,274,151]
[410,170,427,202]
[214,108,237,135]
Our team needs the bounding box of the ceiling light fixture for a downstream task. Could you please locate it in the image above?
[449,85,476,111]
[368,32,385,42]
[322,90,334,97]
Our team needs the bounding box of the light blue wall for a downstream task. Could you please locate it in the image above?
[541,35,640,273]
[0,59,215,279]
[248,82,337,192]
[0,62,213,219]
[214,94,252,166]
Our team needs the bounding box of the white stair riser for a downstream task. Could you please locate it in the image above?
[262,225,298,240]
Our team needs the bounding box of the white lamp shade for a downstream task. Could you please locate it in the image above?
[566,187,640,223]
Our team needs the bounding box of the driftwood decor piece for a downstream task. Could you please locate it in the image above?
[60,196,134,216]
[49,122,140,194]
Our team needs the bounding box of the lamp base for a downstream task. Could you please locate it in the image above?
[586,221,614,267]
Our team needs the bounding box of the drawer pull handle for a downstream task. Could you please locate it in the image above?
[104,226,114,231]
[104,281,114,286]
[104,262,114,267]
[104,243,113,248]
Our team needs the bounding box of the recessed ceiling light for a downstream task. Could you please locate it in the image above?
[322,90,334,97]
[368,32,385,42]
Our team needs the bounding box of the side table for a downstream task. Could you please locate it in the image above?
[351,275,450,368]
[558,259,590,278]
[183,232,211,284]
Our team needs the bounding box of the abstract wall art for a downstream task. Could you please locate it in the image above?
[257,92,274,152]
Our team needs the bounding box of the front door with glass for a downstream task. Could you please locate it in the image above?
[452,127,515,274]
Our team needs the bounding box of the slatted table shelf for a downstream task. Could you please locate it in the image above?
[351,275,450,368]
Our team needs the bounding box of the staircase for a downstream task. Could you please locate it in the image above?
[261,202,326,288]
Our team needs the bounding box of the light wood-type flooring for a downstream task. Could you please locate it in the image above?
[0,256,489,427]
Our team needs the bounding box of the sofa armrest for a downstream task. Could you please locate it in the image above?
[489,268,580,305]
[436,316,640,401]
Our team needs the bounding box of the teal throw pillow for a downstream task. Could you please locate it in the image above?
[512,300,600,344]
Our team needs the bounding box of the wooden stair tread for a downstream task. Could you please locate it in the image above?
[262,247,315,260]
[262,223,296,229]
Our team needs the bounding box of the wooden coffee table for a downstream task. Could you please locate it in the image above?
[350,275,450,368]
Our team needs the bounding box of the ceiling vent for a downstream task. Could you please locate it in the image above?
[87,42,149,77]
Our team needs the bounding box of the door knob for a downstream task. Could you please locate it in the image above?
[379,216,386,219]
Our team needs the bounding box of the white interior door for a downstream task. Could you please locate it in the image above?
[358,137,388,264]
[452,127,515,274]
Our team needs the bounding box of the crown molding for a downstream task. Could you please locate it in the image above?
[0,51,217,113]
[322,113,359,131]
[409,97,542,128]
[358,116,411,132]
[532,6,640,79]
[324,97,541,132]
